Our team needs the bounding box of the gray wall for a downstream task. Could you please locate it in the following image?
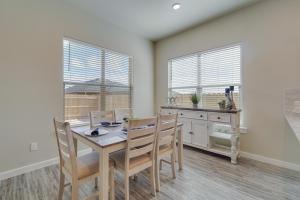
[155,0,300,165]
[0,0,154,173]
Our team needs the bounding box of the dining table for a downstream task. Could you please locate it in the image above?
[71,122,183,200]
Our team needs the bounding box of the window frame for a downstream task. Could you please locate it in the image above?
[62,37,134,126]
[168,43,243,110]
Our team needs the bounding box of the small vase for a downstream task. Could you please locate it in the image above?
[193,104,198,109]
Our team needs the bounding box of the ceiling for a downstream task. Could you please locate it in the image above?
[64,0,259,41]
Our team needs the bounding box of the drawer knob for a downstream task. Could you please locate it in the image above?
[217,117,221,119]
[180,113,183,116]
[200,115,203,117]
[189,131,194,135]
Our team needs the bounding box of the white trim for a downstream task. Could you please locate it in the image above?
[239,127,248,134]
[0,148,92,181]
[1,148,299,181]
[240,151,300,172]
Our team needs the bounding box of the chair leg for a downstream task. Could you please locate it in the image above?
[109,167,115,200]
[150,166,156,197]
[71,179,78,200]
[175,145,178,162]
[159,159,163,170]
[155,158,160,192]
[171,152,176,179]
[125,175,130,200]
[58,169,65,200]
[95,177,98,189]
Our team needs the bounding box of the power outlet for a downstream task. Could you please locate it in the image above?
[30,142,39,152]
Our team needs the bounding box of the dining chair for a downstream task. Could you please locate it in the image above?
[110,117,157,200]
[53,119,115,200]
[89,111,115,129]
[155,113,178,192]
[114,108,133,122]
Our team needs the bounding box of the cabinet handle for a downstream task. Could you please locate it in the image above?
[217,117,221,119]
[189,131,193,135]
[200,115,203,117]
[180,113,183,116]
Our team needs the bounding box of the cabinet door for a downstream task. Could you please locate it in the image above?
[191,120,208,148]
[178,117,192,144]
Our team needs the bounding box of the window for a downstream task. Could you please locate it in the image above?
[168,44,241,109]
[63,39,133,125]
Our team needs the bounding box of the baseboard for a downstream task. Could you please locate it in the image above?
[240,151,300,172]
[0,148,92,181]
[1,149,299,181]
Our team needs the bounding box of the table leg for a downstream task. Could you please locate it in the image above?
[73,137,78,156]
[99,148,109,200]
[177,126,183,170]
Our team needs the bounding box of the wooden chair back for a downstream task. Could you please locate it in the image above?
[156,113,178,153]
[89,110,115,129]
[126,117,158,170]
[53,119,77,174]
[114,108,133,122]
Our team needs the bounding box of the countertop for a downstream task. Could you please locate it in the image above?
[161,105,241,114]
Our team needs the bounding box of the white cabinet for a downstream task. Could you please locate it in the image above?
[208,112,231,123]
[191,120,207,148]
[178,118,208,148]
[160,108,178,115]
[178,117,192,144]
[178,110,207,120]
[161,106,241,164]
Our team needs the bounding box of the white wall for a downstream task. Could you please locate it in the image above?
[155,0,300,165]
[0,0,154,173]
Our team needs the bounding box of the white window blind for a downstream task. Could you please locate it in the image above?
[63,39,133,125]
[168,45,241,108]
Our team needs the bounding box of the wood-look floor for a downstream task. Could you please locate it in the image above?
[1,147,300,200]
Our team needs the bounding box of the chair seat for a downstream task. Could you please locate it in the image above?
[65,151,114,179]
[110,150,152,170]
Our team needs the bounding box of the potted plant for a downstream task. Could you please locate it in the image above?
[190,93,200,108]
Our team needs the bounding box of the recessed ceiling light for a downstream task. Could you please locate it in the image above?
[172,3,181,10]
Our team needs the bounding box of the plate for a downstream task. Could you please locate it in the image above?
[84,129,109,137]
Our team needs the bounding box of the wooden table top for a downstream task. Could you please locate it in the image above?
[72,125,127,147]
[72,122,183,148]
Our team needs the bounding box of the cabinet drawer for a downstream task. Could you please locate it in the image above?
[161,109,178,115]
[208,113,231,123]
[178,110,207,120]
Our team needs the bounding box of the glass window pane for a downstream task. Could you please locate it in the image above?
[168,45,241,109]
[64,84,101,125]
[201,86,240,109]
[105,87,131,111]
[105,50,131,87]
[200,45,241,86]
[169,54,198,88]
[170,88,197,107]
[63,39,133,125]
[64,40,102,84]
